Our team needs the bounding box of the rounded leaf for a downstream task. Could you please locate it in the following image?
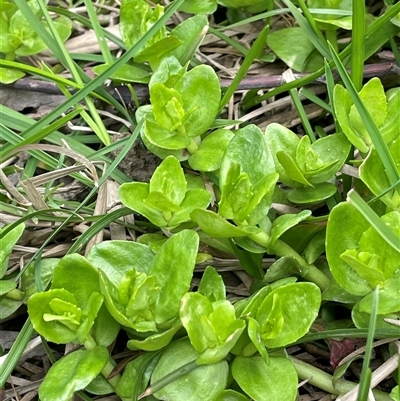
[257,282,321,348]
[28,289,79,344]
[39,346,109,401]
[151,337,229,401]
[326,203,379,296]
[287,183,337,204]
[175,65,221,137]
[232,356,298,401]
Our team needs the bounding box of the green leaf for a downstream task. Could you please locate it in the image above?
[28,289,79,343]
[135,35,182,68]
[0,67,25,84]
[91,63,150,84]
[191,209,260,238]
[150,83,185,130]
[326,202,375,296]
[171,15,209,63]
[0,280,16,296]
[348,78,387,147]
[214,390,250,401]
[220,124,277,224]
[151,337,229,401]
[0,223,25,278]
[120,0,166,49]
[198,266,226,302]
[265,123,300,187]
[188,129,234,172]
[232,356,298,401]
[334,84,369,153]
[247,317,269,364]
[127,320,182,351]
[51,254,101,308]
[15,16,72,56]
[149,156,187,206]
[76,292,104,344]
[119,182,168,227]
[87,240,154,287]
[38,346,109,401]
[180,293,245,364]
[358,271,400,315]
[267,27,323,72]
[116,352,159,399]
[268,210,312,250]
[143,114,192,150]
[287,182,337,204]
[175,64,221,137]
[168,189,212,226]
[151,230,199,324]
[276,151,312,186]
[179,0,217,14]
[359,139,400,211]
[256,282,321,348]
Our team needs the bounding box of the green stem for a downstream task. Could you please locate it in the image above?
[187,138,199,154]
[289,356,393,401]
[248,231,330,290]
[84,335,120,388]
[6,288,25,301]
[274,240,330,291]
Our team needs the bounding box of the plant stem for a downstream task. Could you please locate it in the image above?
[84,335,120,388]
[274,240,330,291]
[289,356,393,401]
[187,138,199,154]
[6,288,25,301]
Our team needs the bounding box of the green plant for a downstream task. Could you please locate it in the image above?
[1,0,400,400]
[0,0,72,83]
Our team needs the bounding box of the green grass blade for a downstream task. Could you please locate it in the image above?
[2,108,83,158]
[289,86,316,141]
[328,43,399,188]
[219,23,270,110]
[357,287,379,401]
[347,190,400,253]
[299,87,332,113]
[83,0,113,64]
[351,0,365,91]
[0,320,34,387]
[0,106,130,183]
[284,0,330,60]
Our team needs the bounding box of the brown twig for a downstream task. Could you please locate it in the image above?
[1,62,398,105]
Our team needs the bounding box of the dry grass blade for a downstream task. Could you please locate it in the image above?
[3,144,99,186]
[0,168,31,206]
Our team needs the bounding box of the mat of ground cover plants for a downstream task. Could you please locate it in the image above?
[0,1,400,401]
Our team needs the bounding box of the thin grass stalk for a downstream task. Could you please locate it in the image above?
[357,288,379,401]
[351,0,365,91]
[219,24,270,111]
[83,0,113,64]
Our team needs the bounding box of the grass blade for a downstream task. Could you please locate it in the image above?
[219,23,270,110]
[347,190,400,253]
[328,43,399,188]
[357,287,379,401]
[351,0,365,91]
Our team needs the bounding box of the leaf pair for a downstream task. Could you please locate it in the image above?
[265,123,350,203]
[119,155,212,227]
[137,56,221,159]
